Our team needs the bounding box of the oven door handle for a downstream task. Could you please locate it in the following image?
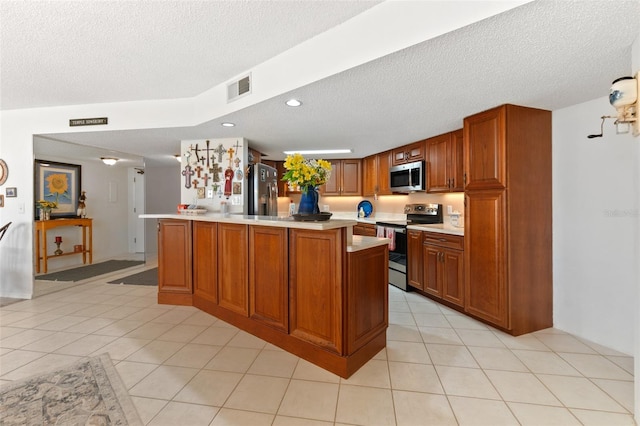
[377,225,406,234]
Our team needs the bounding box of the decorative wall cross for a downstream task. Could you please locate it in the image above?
[192,179,199,189]
[195,165,203,178]
[214,144,226,163]
[210,161,222,182]
[203,173,210,187]
[182,165,194,188]
[190,143,201,163]
[233,139,242,154]
[203,140,213,168]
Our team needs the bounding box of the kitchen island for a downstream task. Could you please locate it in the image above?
[141,213,389,378]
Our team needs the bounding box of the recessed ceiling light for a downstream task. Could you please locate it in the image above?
[283,149,352,155]
[221,122,235,127]
[285,99,302,107]
[101,157,118,166]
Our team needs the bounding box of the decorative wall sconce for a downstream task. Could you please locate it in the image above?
[589,72,638,138]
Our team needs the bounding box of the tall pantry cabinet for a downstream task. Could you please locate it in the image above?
[463,104,552,336]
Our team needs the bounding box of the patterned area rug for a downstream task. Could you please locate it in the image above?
[0,353,142,425]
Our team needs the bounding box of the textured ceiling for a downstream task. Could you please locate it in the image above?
[1,0,380,109]
[4,1,640,166]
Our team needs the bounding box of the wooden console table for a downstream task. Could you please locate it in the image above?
[35,218,93,273]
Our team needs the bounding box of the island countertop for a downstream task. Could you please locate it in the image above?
[140,213,389,252]
[140,213,356,230]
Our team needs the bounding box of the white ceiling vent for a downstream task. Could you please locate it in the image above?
[227,73,251,102]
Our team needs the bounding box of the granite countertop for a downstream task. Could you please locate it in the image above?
[407,223,464,236]
[140,213,356,230]
[347,235,390,252]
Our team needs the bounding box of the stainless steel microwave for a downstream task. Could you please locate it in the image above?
[389,161,425,192]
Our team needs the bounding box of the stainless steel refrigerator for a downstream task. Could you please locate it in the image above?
[247,163,279,216]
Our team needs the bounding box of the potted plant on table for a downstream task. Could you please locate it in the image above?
[281,153,332,216]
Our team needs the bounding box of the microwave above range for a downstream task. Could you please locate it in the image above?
[389,160,426,193]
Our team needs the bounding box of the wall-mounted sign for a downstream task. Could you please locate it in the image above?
[69,117,108,127]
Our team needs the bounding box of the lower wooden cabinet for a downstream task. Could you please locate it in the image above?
[464,190,508,328]
[353,223,376,237]
[249,226,288,332]
[193,221,217,304]
[346,245,388,354]
[407,230,423,290]
[289,228,343,354]
[217,223,249,316]
[158,219,192,305]
[159,219,388,378]
[423,232,464,308]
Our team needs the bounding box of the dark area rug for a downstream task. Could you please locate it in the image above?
[108,268,158,286]
[36,260,145,282]
[0,353,143,425]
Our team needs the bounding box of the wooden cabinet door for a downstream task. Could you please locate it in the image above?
[450,129,464,192]
[347,245,388,354]
[362,155,377,197]
[322,160,341,195]
[158,219,192,296]
[426,133,450,193]
[422,245,441,297]
[464,190,508,328]
[442,249,464,307]
[193,221,217,303]
[407,230,423,290]
[392,141,425,166]
[363,153,391,197]
[464,106,506,190]
[341,159,361,195]
[217,223,249,316]
[377,151,392,195]
[353,223,376,237]
[249,226,288,332]
[289,228,344,354]
[322,160,361,196]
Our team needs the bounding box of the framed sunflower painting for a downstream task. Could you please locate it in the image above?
[34,160,81,219]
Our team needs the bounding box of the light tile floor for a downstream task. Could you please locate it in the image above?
[0,268,635,425]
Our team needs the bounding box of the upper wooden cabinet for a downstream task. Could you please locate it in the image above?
[426,129,463,193]
[392,141,425,166]
[363,151,392,197]
[464,108,506,190]
[323,159,361,196]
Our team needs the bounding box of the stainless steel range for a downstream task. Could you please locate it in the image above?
[376,204,443,291]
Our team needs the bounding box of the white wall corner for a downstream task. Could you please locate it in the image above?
[631,28,640,426]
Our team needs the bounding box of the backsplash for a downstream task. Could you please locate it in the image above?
[279,192,464,223]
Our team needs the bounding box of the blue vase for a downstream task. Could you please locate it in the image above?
[298,186,320,214]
